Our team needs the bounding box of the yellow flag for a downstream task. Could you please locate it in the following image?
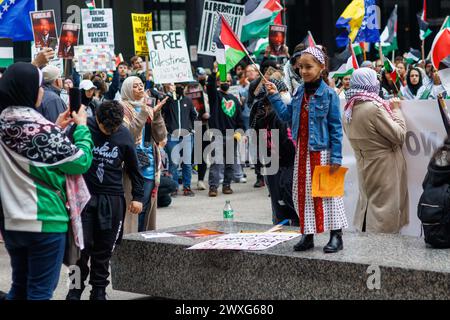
[131,13,153,56]
[337,0,365,43]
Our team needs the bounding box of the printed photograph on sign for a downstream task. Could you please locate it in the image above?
[58,23,80,59]
[30,10,58,50]
[146,30,193,84]
[269,24,287,56]
[197,0,245,57]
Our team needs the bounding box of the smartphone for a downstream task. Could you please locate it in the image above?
[69,87,82,114]
[146,97,156,108]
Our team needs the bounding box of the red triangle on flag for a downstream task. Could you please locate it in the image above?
[264,0,283,12]
[219,15,247,53]
[431,28,450,69]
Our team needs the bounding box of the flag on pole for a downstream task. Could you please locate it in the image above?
[300,31,316,48]
[426,16,449,60]
[350,42,360,70]
[330,41,360,78]
[215,14,248,81]
[0,38,13,68]
[383,56,401,87]
[430,27,450,70]
[405,48,421,65]
[248,37,269,58]
[241,0,283,42]
[0,0,35,41]
[85,0,96,10]
[335,0,365,47]
[375,5,398,55]
[417,0,432,41]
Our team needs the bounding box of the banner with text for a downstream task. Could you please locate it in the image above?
[341,99,449,237]
[146,30,193,84]
[81,8,114,46]
[132,13,153,56]
[73,45,116,72]
[197,0,245,57]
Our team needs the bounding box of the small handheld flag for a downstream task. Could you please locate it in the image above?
[85,0,96,10]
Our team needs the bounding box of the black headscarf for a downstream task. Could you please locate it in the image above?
[0,62,41,111]
[406,67,423,96]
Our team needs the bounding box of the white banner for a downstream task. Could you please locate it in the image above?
[81,9,114,46]
[197,0,245,57]
[341,99,449,237]
[146,30,193,84]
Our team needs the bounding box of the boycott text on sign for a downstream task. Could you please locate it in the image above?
[81,9,114,46]
[198,0,245,57]
[132,13,153,56]
[341,99,449,237]
[146,30,193,84]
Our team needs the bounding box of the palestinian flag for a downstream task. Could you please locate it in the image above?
[300,31,316,48]
[418,0,432,41]
[0,38,13,68]
[330,43,359,78]
[85,0,96,10]
[215,14,247,82]
[241,0,283,42]
[405,48,421,65]
[249,37,269,58]
[431,27,450,69]
[438,56,450,95]
[375,5,398,55]
[383,56,401,87]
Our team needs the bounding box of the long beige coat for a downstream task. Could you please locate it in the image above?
[343,101,409,233]
[122,107,167,234]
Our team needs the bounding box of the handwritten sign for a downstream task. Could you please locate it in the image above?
[146,30,193,84]
[81,9,114,46]
[132,13,153,56]
[73,45,116,72]
[187,232,300,251]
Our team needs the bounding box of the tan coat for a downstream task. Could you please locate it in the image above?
[122,107,167,234]
[343,101,409,233]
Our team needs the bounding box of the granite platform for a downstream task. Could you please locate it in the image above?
[110,221,450,300]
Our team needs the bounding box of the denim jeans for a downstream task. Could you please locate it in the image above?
[1,229,66,300]
[208,136,238,188]
[165,134,193,188]
[139,178,155,232]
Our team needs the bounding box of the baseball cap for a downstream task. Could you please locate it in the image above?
[79,79,97,91]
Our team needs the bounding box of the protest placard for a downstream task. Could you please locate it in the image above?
[146,30,194,84]
[187,233,300,251]
[30,10,58,50]
[31,42,63,75]
[73,45,116,72]
[58,23,80,59]
[269,24,287,56]
[131,13,153,56]
[81,8,114,46]
[197,0,245,57]
[185,90,206,114]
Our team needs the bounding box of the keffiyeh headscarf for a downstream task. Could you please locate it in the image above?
[344,67,393,123]
[301,46,326,65]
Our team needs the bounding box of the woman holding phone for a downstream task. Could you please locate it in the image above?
[120,76,168,233]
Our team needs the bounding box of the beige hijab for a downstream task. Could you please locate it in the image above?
[120,76,146,144]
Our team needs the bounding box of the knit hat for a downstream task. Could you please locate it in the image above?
[42,65,61,83]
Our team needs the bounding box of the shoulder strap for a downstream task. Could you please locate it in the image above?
[3,148,65,203]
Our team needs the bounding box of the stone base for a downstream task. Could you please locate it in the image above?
[111,222,450,300]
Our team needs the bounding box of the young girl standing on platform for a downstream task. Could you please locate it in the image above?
[265,47,348,253]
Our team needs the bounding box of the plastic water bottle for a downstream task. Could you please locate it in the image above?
[223,200,235,233]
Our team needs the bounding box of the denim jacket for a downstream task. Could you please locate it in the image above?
[267,80,343,165]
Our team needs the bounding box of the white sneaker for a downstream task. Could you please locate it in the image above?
[197,181,207,190]
[239,177,247,183]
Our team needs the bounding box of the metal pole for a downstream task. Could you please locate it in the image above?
[101,0,104,8]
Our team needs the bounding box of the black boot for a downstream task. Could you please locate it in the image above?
[66,287,84,300]
[90,287,107,300]
[0,290,7,300]
[323,229,343,253]
[293,234,314,251]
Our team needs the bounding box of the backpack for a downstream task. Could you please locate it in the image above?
[418,163,450,248]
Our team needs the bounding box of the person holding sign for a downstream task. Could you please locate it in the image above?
[265,47,348,253]
[343,68,408,234]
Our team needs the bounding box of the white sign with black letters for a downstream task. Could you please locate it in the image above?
[81,8,114,46]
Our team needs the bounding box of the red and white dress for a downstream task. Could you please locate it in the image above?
[292,94,348,235]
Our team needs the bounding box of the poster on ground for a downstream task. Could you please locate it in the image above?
[73,45,116,72]
[81,8,114,46]
[58,23,80,59]
[30,10,58,50]
[131,13,153,56]
[187,233,300,251]
[146,30,193,84]
[197,0,245,57]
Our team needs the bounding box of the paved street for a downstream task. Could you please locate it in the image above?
[0,168,273,300]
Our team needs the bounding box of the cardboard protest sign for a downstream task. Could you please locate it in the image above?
[31,41,63,75]
[187,233,300,251]
[58,23,80,59]
[228,85,241,101]
[146,30,194,84]
[73,45,116,72]
[269,24,287,56]
[198,0,245,57]
[30,10,58,50]
[81,8,114,46]
[131,13,153,56]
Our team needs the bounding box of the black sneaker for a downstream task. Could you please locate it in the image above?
[66,287,84,300]
[253,179,265,188]
[90,287,107,300]
[0,290,7,300]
